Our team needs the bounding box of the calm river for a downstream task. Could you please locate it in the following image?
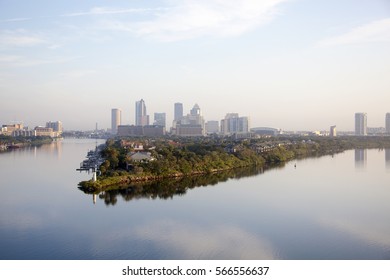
[0,138,389,260]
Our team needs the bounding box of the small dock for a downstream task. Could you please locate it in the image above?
[76,144,104,173]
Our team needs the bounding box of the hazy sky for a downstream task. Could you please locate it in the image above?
[0,0,389,131]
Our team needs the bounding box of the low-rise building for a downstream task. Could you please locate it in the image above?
[35,127,55,137]
[128,151,155,163]
[117,125,165,137]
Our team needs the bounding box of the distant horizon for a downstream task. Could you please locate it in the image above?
[1,0,389,131]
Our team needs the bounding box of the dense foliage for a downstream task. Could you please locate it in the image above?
[79,135,390,191]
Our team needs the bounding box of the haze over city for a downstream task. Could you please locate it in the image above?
[0,0,389,131]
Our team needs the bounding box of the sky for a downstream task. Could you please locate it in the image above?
[0,0,389,131]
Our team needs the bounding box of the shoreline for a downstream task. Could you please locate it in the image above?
[78,135,390,193]
[78,164,255,192]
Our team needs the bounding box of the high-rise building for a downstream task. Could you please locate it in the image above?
[46,121,63,136]
[174,103,183,121]
[190,104,201,116]
[174,104,205,136]
[154,113,166,127]
[386,113,390,134]
[221,113,250,135]
[111,108,122,134]
[135,99,149,126]
[355,113,367,136]
[330,125,337,137]
[205,121,219,134]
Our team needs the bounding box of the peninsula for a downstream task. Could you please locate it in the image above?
[79,136,390,192]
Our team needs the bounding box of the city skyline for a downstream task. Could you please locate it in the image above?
[0,1,389,131]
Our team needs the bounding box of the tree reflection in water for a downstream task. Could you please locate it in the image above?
[79,166,271,206]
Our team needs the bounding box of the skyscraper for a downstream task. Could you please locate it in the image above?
[190,103,201,116]
[154,113,166,127]
[174,103,183,121]
[135,99,149,126]
[174,104,205,136]
[205,121,219,134]
[111,108,121,134]
[386,113,390,134]
[355,113,367,136]
[330,125,337,137]
[221,113,250,135]
[46,121,63,134]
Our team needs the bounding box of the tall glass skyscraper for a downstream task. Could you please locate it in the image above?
[154,113,166,127]
[174,103,183,121]
[355,112,367,136]
[135,99,149,126]
[386,113,390,134]
[111,108,121,134]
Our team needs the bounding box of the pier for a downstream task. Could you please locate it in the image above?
[76,144,105,173]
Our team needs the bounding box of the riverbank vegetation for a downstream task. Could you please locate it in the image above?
[0,135,53,151]
[79,135,390,192]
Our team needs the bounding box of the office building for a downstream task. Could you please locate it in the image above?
[12,130,36,137]
[46,121,63,136]
[154,113,166,128]
[174,104,205,136]
[221,113,250,135]
[111,109,122,134]
[1,123,23,136]
[117,125,165,137]
[355,113,367,136]
[330,125,337,137]
[135,99,149,126]
[190,104,201,116]
[35,127,55,137]
[205,121,219,134]
[174,103,183,121]
[386,113,390,134]
[251,127,281,136]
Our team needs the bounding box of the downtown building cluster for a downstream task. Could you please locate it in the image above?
[112,100,390,138]
[0,121,63,138]
[111,99,251,137]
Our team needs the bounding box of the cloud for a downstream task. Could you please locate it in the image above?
[101,0,289,41]
[0,17,31,23]
[62,6,167,17]
[0,30,46,48]
[318,18,390,47]
[0,54,77,67]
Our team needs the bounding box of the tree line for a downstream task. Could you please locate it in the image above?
[77,135,390,192]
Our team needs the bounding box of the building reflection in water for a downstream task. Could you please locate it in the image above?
[355,149,367,170]
[386,149,390,170]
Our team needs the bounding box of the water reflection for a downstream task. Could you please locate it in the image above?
[386,149,390,170]
[319,217,390,251]
[355,149,367,170]
[3,140,63,159]
[130,220,277,259]
[80,166,265,205]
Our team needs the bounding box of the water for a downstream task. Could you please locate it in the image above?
[0,139,389,260]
